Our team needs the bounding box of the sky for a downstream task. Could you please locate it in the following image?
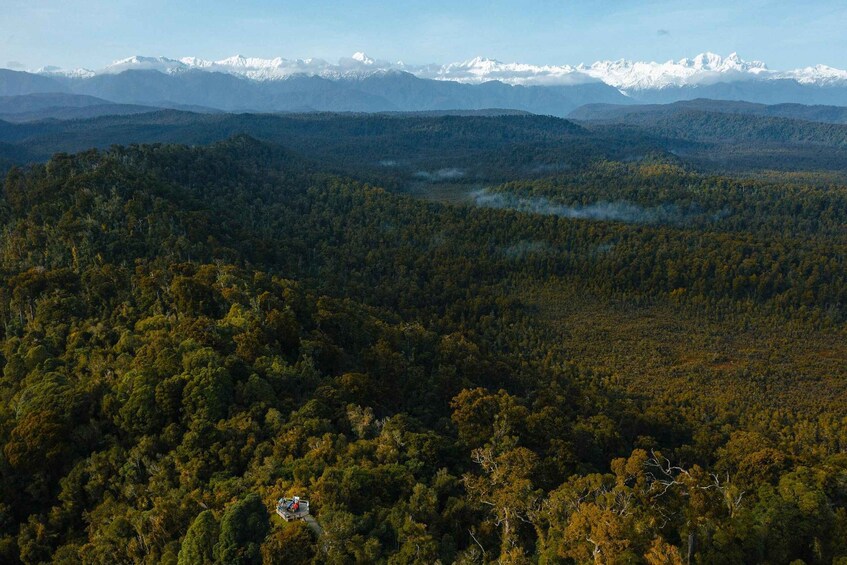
[2,0,846,71]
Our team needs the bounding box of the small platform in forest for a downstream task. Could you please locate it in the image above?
[276,498,310,522]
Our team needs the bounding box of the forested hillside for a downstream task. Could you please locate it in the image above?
[0,134,846,564]
[569,99,847,125]
[0,112,666,183]
[6,109,847,190]
[8,106,847,183]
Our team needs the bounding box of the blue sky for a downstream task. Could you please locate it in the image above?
[2,0,846,70]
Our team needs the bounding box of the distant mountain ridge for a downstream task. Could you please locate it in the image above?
[4,52,847,116]
[0,92,220,123]
[568,99,847,153]
[0,68,631,116]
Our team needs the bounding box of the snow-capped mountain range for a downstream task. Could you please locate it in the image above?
[7,52,847,117]
[34,52,847,91]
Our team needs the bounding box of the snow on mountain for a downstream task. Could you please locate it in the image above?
[70,52,406,81]
[350,52,375,65]
[418,56,595,86]
[579,52,770,90]
[35,65,96,79]
[28,52,847,91]
[781,64,847,86]
[104,56,189,74]
[419,52,847,90]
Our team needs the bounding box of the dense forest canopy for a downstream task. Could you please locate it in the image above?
[6,108,847,184]
[0,112,846,564]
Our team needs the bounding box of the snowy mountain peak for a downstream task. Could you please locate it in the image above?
[465,56,500,66]
[351,52,375,65]
[688,52,727,69]
[216,55,248,66]
[680,51,766,72]
[35,65,96,78]
[104,55,188,74]
[110,55,176,66]
[785,64,847,85]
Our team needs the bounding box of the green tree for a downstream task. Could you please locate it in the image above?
[178,510,219,565]
[214,494,269,565]
[261,522,315,565]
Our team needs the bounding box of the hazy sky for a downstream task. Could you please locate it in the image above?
[2,0,846,71]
